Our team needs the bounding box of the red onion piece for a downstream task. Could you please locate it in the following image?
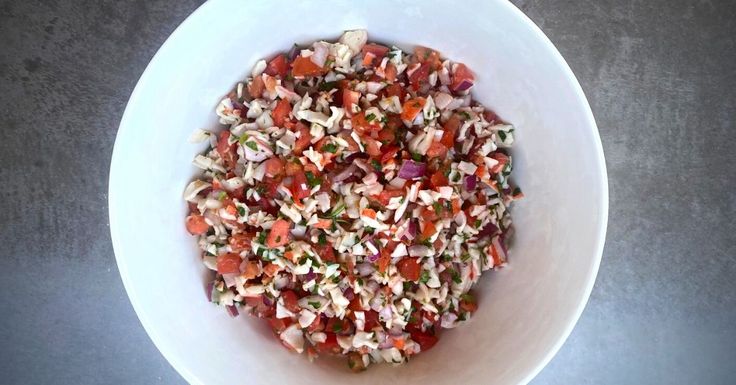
[226,305,239,318]
[206,282,214,302]
[343,287,355,301]
[452,79,474,92]
[477,222,499,238]
[262,295,274,307]
[463,175,477,190]
[304,269,317,282]
[333,164,358,183]
[404,220,417,241]
[398,160,426,180]
[344,152,369,163]
[356,263,376,276]
[287,44,300,61]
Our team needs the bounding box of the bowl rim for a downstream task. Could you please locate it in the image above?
[108,1,608,384]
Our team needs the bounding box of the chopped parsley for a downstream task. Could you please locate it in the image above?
[411,152,422,162]
[244,141,259,152]
[450,268,462,284]
[474,219,482,228]
[318,232,327,245]
[497,130,507,142]
[365,113,376,122]
[419,270,430,284]
[305,171,322,188]
[364,227,375,234]
[308,301,321,309]
[237,206,246,216]
[321,143,338,153]
[256,232,267,245]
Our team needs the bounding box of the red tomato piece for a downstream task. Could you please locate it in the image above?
[292,122,312,155]
[411,331,438,351]
[408,62,431,90]
[272,98,292,127]
[229,233,254,253]
[265,54,289,78]
[247,75,265,98]
[451,63,475,92]
[426,141,448,158]
[266,219,291,248]
[280,290,300,313]
[263,157,285,177]
[361,43,390,66]
[397,257,421,281]
[185,214,209,235]
[216,253,241,274]
[401,97,426,122]
[429,170,448,188]
[291,171,311,201]
[291,56,324,77]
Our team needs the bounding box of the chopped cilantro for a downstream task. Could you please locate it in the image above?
[450,268,462,284]
[318,232,327,245]
[364,227,375,234]
[512,187,522,196]
[318,81,338,91]
[305,171,322,188]
[403,281,413,292]
[459,111,472,120]
[458,312,467,321]
[419,270,430,284]
[461,253,471,262]
[329,202,346,218]
[411,152,422,162]
[371,159,382,171]
[474,219,482,228]
[256,232,267,245]
[498,130,507,142]
[237,206,246,216]
[332,321,343,332]
[321,143,338,153]
[332,276,340,283]
[217,191,227,201]
[238,134,249,144]
[365,113,376,122]
[432,201,443,214]
[451,173,461,182]
[244,141,259,152]
[440,254,452,262]
[308,301,321,309]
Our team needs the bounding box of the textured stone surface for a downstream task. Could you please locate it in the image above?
[0,0,734,384]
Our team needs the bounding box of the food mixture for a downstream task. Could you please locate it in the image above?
[183,30,522,371]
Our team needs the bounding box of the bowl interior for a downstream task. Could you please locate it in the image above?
[109,0,607,384]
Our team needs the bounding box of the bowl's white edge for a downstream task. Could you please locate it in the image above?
[108,1,217,384]
[498,1,609,384]
[108,1,609,384]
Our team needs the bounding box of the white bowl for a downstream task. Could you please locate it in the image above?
[109,0,608,384]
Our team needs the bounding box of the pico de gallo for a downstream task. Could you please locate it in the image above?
[183,30,522,371]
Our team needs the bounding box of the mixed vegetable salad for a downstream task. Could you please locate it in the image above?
[183,30,522,371]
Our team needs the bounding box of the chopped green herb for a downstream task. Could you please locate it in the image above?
[244,141,259,151]
[512,187,522,196]
[238,134,249,145]
[419,270,430,284]
[474,219,482,228]
[380,116,388,124]
[332,322,343,332]
[364,227,375,234]
[411,152,422,162]
[318,232,327,245]
[451,173,461,182]
[320,143,338,153]
[256,232,267,245]
[458,312,467,321]
[332,276,341,283]
[497,130,507,142]
[365,113,376,122]
[441,254,452,262]
[318,81,338,91]
[432,202,443,214]
[305,171,322,188]
[371,159,382,171]
[450,268,462,284]
[403,281,413,292]
[459,111,472,120]
[217,191,227,201]
[461,253,471,262]
[237,206,246,216]
[308,301,321,309]
[329,202,346,218]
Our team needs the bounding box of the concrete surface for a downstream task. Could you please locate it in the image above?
[0,0,734,384]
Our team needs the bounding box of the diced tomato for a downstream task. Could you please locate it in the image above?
[401,97,426,122]
[342,89,361,116]
[440,115,461,147]
[280,290,300,312]
[338,132,360,152]
[262,74,277,93]
[268,316,291,333]
[242,261,260,279]
[380,145,400,163]
[351,112,382,135]
[385,83,404,99]
[216,131,237,167]
[451,198,461,215]
[313,218,332,229]
[408,62,431,90]
[185,214,209,235]
[290,171,311,201]
[392,336,406,350]
[384,62,398,82]
[266,219,291,248]
[363,310,381,330]
[265,54,289,78]
[460,296,478,313]
[262,263,282,277]
[421,222,436,241]
[216,253,241,274]
[426,141,448,158]
[361,208,377,219]
[247,75,265,98]
[414,46,442,69]
[361,43,390,66]
[229,233,253,253]
[326,317,353,335]
[362,136,382,157]
[262,157,285,178]
[291,56,324,77]
[315,333,341,355]
[429,170,448,188]
[451,63,475,92]
[376,126,397,144]
[272,98,292,127]
[284,160,303,176]
[362,51,376,67]
[245,295,274,318]
[490,152,509,174]
[292,122,312,155]
[315,244,336,263]
[373,188,404,206]
[397,257,421,281]
[306,315,324,333]
[411,331,438,352]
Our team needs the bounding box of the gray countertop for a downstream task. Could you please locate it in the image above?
[1,0,734,384]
